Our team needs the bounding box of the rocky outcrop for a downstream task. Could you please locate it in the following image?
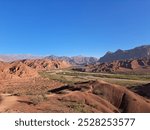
[79,58,150,73]
[0,61,39,80]
[0,59,71,80]
[21,59,71,71]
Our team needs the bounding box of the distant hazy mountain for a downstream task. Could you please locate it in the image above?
[99,45,150,63]
[45,55,98,65]
[0,54,42,62]
[0,54,98,65]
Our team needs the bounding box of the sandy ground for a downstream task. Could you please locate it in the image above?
[0,94,18,112]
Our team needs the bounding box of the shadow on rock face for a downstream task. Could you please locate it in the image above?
[130,83,150,99]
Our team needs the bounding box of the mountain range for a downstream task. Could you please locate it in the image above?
[1,45,150,113]
[0,54,41,62]
[0,55,98,65]
[99,45,150,63]
[1,45,150,65]
[45,55,98,65]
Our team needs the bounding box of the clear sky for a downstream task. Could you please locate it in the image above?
[0,0,150,57]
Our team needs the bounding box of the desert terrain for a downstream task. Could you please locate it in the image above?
[0,56,150,113]
[0,0,150,115]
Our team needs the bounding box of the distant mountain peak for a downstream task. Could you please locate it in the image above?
[99,45,150,63]
[105,51,113,55]
[115,49,124,53]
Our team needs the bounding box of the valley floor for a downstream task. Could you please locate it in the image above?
[0,69,150,113]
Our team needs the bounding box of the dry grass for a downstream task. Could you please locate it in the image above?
[29,94,48,105]
[40,70,150,87]
[0,77,63,96]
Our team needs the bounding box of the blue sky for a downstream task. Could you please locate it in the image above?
[0,0,150,57]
